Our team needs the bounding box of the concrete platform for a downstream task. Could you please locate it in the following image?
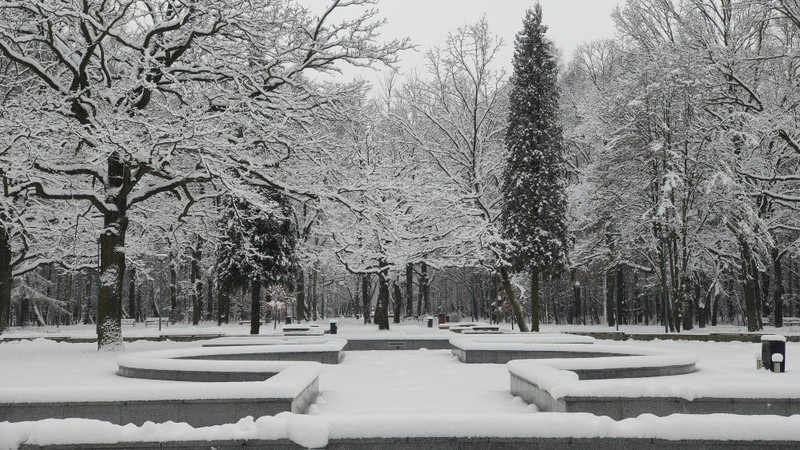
[505,353,800,419]
[450,335,599,364]
[0,362,321,426]
[342,336,452,351]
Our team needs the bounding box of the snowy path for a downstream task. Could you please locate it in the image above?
[310,349,533,415]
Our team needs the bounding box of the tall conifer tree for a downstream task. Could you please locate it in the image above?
[215,193,297,334]
[502,4,568,332]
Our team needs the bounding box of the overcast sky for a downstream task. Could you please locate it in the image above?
[305,0,623,85]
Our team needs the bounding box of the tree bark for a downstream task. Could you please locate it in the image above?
[206,278,214,321]
[361,273,371,324]
[296,266,306,322]
[82,270,93,325]
[615,266,624,326]
[405,263,414,317]
[605,269,614,326]
[218,290,229,326]
[311,267,318,321]
[376,263,390,330]
[741,242,761,332]
[571,268,581,325]
[96,151,130,350]
[420,262,430,316]
[0,223,11,334]
[773,247,784,327]
[789,255,795,318]
[190,244,201,325]
[683,276,694,331]
[250,280,261,334]
[96,211,127,349]
[128,267,136,321]
[393,281,402,324]
[169,259,178,323]
[500,267,529,332]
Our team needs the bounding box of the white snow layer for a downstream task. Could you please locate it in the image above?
[5,413,800,449]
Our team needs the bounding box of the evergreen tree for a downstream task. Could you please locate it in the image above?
[215,192,297,334]
[502,4,568,332]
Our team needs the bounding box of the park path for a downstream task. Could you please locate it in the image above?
[310,349,533,415]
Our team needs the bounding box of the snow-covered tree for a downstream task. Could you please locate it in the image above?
[215,192,297,334]
[0,0,406,348]
[502,4,568,332]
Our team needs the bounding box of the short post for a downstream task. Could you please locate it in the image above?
[285,316,292,325]
[330,320,338,335]
[158,316,162,332]
[761,335,786,373]
[773,353,784,373]
[427,316,433,328]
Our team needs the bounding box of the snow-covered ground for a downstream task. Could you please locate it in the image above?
[2,320,800,448]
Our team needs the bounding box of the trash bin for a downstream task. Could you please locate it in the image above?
[761,335,786,373]
[427,316,433,328]
[438,314,446,325]
[330,320,338,335]
[285,316,293,325]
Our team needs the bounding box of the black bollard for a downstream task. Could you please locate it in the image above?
[761,335,786,373]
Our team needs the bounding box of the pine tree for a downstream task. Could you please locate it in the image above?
[215,192,297,334]
[502,4,568,332]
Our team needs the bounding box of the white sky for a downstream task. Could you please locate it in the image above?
[305,0,623,85]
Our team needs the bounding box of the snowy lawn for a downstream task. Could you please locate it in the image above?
[3,321,800,448]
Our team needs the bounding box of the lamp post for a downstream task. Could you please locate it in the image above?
[659,231,670,333]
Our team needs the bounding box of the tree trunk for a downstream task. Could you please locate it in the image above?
[190,245,201,325]
[128,267,136,321]
[96,211,128,350]
[311,267,318,321]
[82,270,93,325]
[376,263,390,330]
[250,280,261,334]
[773,247,784,327]
[789,255,795,318]
[296,267,306,322]
[421,262,430,316]
[615,266,624,326]
[169,259,178,323]
[416,271,423,317]
[471,272,479,321]
[741,242,760,332]
[0,223,11,334]
[19,294,29,326]
[500,267,529,332]
[754,268,764,324]
[571,268,581,325]
[696,280,706,329]
[361,273,371,324]
[393,281,402,324]
[206,278,214,321]
[683,277,694,331]
[405,263,414,317]
[711,291,719,326]
[605,270,614,326]
[218,290,229,326]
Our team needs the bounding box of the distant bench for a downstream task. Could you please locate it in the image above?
[121,319,136,327]
[283,324,324,336]
[144,317,168,327]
